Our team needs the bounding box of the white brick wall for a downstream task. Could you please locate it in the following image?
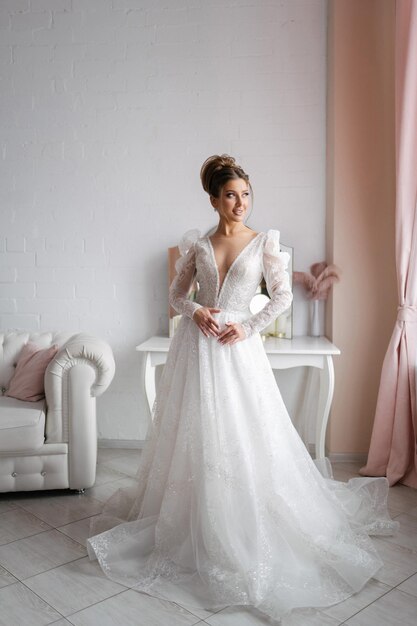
[0,0,327,440]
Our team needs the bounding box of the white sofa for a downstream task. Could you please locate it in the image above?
[0,331,115,493]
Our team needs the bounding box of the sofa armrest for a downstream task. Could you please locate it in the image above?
[44,333,115,444]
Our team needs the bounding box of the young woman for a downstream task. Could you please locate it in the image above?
[87,155,398,623]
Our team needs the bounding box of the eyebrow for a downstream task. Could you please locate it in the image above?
[224,188,249,193]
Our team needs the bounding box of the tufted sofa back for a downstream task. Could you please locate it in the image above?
[0,332,76,392]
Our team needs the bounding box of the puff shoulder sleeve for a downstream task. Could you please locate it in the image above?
[240,229,293,338]
[168,229,204,320]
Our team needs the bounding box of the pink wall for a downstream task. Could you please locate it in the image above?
[326,0,397,455]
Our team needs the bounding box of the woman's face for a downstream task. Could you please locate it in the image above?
[210,177,250,223]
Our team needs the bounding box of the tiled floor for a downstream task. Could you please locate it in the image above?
[0,451,416,626]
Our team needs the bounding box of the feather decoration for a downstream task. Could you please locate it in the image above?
[293,262,341,300]
[310,262,327,279]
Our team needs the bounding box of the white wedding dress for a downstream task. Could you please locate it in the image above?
[87,229,399,623]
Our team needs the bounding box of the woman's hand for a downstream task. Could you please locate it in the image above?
[217,322,246,346]
[192,307,221,337]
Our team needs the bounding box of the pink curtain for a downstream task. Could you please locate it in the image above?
[359,0,417,489]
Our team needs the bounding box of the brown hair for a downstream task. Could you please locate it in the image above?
[200,154,252,198]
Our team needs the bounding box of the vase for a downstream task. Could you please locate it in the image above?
[310,299,321,337]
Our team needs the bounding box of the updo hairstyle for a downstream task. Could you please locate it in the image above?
[200,154,252,198]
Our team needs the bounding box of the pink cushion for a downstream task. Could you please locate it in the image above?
[5,342,59,402]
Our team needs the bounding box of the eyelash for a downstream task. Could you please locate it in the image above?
[226,192,249,198]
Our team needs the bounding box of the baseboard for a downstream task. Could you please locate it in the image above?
[98,439,146,449]
[327,452,368,464]
[306,443,367,464]
[98,440,368,464]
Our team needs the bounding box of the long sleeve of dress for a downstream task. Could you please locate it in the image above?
[240,229,293,339]
[168,229,204,320]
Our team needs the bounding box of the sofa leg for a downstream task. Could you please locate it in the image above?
[77,488,85,494]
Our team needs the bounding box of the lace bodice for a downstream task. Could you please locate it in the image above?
[169,228,293,338]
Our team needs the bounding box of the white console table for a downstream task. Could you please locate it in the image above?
[136,335,340,461]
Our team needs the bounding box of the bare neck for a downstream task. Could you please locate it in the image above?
[213,220,252,238]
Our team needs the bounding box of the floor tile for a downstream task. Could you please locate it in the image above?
[397,572,417,598]
[204,605,341,626]
[343,587,417,625]
[387,485,417,514]
[406,503,417,518]
[382,513,417,551]
[111,448,143,457]
[0,581,61,625]
[0,507,51,545]
[1,450,413,625]
[332,461,362,475]
[14,492,103,527]
[86,476,138,503]
[204,605,277,626]
[280,608,341,626]
[0,500,18,514]
[97,448,127,463]
[370,537,417,586]
[101,454,141,478]
[25,556,128,616]
[97,448,141,464]
[93,464,128,486]
[388,505,405,518]
[66,588,201,625]
[175,603,219,621]
[0,528,86,579]
[330,467,353,482]
[58,515,100,548]
[321,579,391,621]
[0,564,18,589]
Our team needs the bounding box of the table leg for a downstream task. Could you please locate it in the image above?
[315,355,335,460]
[297,365,317,448]
[144,351,156,416]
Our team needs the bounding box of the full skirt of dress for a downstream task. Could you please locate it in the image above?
[87,311,399,624]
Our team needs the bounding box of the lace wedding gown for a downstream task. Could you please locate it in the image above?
[87,229,399,623]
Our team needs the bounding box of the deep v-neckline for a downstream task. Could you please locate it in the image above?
[207,232,262,299]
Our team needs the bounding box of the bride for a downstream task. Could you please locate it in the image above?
[87,154,399,623]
